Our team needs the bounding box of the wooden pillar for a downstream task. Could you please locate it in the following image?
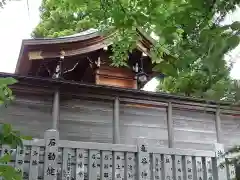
[215,106,222,143]
[44,129,59,180]
[52,90,60,130]
[167,102,173,148]
[113,97,120,144]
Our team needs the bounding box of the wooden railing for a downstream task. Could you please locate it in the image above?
[1,130,236,180]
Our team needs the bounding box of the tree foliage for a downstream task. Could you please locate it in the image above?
[32,0,240,101]
[0,77,31,180]
[0,0,7,8]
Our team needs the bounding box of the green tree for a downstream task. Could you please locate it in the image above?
[0,77,31,180]
[32,0,240,101]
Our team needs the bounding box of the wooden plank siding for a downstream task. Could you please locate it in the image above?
[173,108,217,150]
[59,98,113,143]
[221,113,240,150]
[119,103,168,146]
[0,93,52,139]
[0,88,239,151]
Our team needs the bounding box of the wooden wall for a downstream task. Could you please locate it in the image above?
[95,65,137,89]
[173,108,216,150]
[0,93,52,139]
[221,113,240,150]
[59,98,113,143]
[0,92,239,151]
[119,103,168,146]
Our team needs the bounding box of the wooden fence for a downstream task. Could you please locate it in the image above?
[1,129,236,180]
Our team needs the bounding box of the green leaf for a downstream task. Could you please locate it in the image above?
[30,0,240,102]
[0,78,18,86]
[20,136,32,141]
[230,21,240,31]
[0,154,11,164]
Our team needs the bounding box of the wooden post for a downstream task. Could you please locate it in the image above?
[215,106,222,143]
[113,97,120,144]
[52,90,60,130]
[214,143,227,180]
[44,129,59,180]
[137,139,150,180]
[167,102,173,148]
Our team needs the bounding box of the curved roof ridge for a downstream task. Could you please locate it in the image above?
[23,28,101,45]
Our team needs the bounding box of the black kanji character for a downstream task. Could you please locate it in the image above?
[104,155,109,160]
[116,173,121,178]
[140,145,147,152]
[18,160,23,165]
[78,153,83,158]
[4,149,8,154]
[166,158,170,163]
[32,160,38,165]
[48,152,56,160]
[128,173,133,178]
[141,158,148,164]
[187,160,191,164]
[219,164,225,169]
[217,150,223,157]
[141,172,148,178]
[78,162,83,168]
[46,167,56,176]
[128,165,133,170]
[33,150,38,156]
[19,149,24,155]
[23,172,29,179]
[78,172,83,177]
[48,139,56,147]
[104,173,109,178]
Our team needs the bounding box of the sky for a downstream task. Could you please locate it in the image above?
[0,0,239,92]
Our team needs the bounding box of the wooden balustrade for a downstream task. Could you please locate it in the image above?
[0,129,236,180]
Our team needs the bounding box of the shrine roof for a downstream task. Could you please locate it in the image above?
[15,28,153,75]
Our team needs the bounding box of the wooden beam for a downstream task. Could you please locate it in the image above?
[52,90,60,129]
[167,102,174,148]
[113,97,120,144]
[27,42,110,60]
[215,106,222,143]
[28,51,43,60]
